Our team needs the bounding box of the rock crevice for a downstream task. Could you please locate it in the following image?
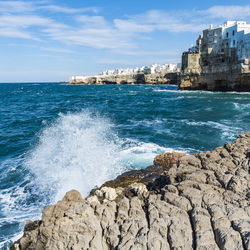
[12,133,250,250]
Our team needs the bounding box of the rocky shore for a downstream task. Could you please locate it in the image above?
[12,133,250,249]
[69,72,180,85]
[179,71,250,92]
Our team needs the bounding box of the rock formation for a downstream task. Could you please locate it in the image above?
[179,70,250,92]
[69,72,180,85]
[12,133,250,250]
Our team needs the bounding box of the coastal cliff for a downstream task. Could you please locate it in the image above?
[69,72,180,85]
[180,21,250,92]
[12,133,250,250]
[179,64,250,91]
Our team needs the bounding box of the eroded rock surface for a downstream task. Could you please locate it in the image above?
[69,72,180,85]
[12,133,250,250]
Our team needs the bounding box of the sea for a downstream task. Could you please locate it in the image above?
[0,83,250,248]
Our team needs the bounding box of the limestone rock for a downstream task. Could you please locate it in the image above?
[12,132,250,250]
[69,72,180,85]
[179,79,193,90]
[154,152,186,169]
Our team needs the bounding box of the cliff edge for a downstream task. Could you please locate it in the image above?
[69,72,180,85]
[12,133,250,250]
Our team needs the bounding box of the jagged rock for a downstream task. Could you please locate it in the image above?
[154,152,186,169]
[179,79,193,90]
[179,71,250,92]
[69,72,180,85]
[12,133,250,249]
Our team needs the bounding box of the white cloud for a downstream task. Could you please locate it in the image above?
[0,28,33,39]
[0,2,250,51]
[201,5,250,19]
[115,10,208,33]
[0,15,52,28]
[0,14,68,40]
[38,5,100,14]
[76,15,108,28]
[0,1,35,13]
[43,27,135,49]
[114,19,154,33]
[0,1,100,14]
[39,47,75,53]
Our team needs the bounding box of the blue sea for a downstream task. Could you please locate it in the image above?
[0,83,250,248]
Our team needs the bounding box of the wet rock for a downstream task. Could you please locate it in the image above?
[12,132,250,250]
[154,152,186,169]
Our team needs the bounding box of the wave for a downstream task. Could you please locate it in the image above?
[181,119,242,140]
[233,102,250,110]
[0,232,23,249]
[24,110,180,202]
[119,139,185,169]
[0,110,187,248]
[24,111,125,202]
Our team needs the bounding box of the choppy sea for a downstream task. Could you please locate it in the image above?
[0,83,250,248]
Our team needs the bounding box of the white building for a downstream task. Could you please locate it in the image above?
[201,21,250,62]
[70,76,87,81]
[99,63,180,76]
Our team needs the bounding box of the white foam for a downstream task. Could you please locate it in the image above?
[0,110,188,247]
[233,102,250,110]
[181,119,242,140]
[0,232,23,249]
[119,139,185,169]
[24,111,184,202]
[153,89,179,93]
[25,111,125,201]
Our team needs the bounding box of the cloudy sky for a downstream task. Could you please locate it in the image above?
[0,0,250,82]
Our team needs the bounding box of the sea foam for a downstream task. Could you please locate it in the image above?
[24,110,176,202]
[25,111,124,201]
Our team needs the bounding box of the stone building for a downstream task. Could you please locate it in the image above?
[181,51,200,73]
[180,21,250,91]
[199,21,250,66]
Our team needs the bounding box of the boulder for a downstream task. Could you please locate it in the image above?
[12,132,250,250]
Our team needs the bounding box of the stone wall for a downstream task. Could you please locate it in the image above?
[182,53,201,73]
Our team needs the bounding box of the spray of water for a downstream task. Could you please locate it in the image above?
[0,110,182,248]
[25,111,124,201]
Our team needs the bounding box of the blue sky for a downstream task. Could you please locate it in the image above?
[0,0,250,82]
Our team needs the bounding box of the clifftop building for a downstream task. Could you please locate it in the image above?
[100,63,180,76]
[70,63,181,83]
[180,21,250,91]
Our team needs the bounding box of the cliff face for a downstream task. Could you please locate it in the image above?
[179,70,250,91]
[180,52,250,91]
[69,72,180,85]
[12,133,250,250]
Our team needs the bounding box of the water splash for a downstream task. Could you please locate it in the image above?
[25,111,124,201]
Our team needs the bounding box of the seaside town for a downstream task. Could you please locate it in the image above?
[2,0,250,247]
[70,63,181,82]
[70,20,250,91]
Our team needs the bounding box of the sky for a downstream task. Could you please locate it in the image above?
[0,0,250,82]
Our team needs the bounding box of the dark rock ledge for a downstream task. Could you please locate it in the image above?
[11,133,250,250]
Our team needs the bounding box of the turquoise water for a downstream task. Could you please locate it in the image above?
[0,83,250,248]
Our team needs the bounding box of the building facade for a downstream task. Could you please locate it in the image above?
[182,21,250,73]
[99,63,180,76]
[180,21,250,91]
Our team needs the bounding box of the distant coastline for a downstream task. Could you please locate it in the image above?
[68,21,250,92]
[69,72,181,85]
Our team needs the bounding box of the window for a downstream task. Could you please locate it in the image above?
[232,30,235,36]
[226,32,228,38]
[233,40,235,46]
